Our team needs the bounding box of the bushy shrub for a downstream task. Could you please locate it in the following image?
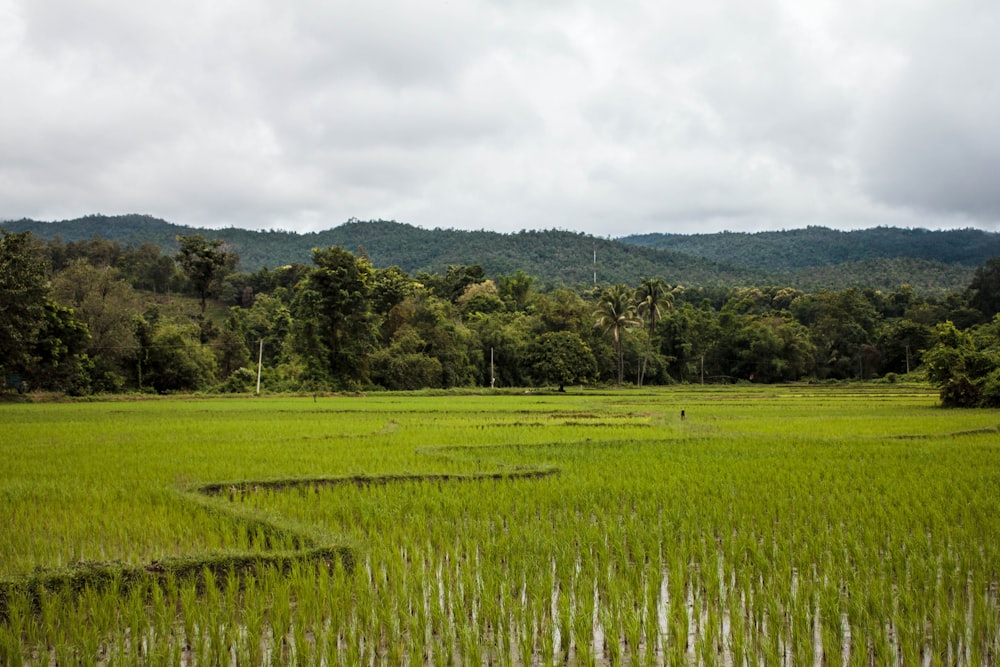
[217,367,257,393]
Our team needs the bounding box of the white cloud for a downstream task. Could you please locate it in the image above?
[1,0,998,234]
[852,0,1000,220]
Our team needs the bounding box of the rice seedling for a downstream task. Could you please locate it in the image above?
[2,385,999,664]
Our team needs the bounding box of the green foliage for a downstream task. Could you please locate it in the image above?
[213,327,251,379]
[402,293,481,388]
[371,265,420,319]
[527,331,597,387]
[141,320,218,393]
[717,313,816,382]
[175,235,236,314]
[0,231,50,376]
[877,318,931,375]
[370,327,444,390]
[623,225,1000,270]
[635,277,673,386]
[217,366,257,393]
[227,294,293,368]
[923,318,1000,407]
[456,279,505,315]
[27,300,92,394]
[4,220,1000,399]
[0,232,92,393]
[440,264,487,302]
[9,215,987,292]
[966,257,1000,321]
[594,284,640,384]
[496,270,535,311]
[468,311,535,387]
[792,288,879,379]
[51,262,141,392]
[658,301,717,382]
[301,246,378,388]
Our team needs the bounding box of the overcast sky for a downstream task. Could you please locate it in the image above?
[2,0,998,237]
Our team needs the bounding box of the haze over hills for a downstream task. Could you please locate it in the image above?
[4,214,997,294]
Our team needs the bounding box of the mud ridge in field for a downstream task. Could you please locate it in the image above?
[0,467,557,621]
[893,424,1000,440]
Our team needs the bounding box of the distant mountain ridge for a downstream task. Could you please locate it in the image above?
[620,226,1000,270]
[1,214,756,287]
[3,214,994,294]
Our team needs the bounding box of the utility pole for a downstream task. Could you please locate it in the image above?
[593,242,597,285]
[256,340,263,395]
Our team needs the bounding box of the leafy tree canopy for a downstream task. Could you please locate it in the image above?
[1,231,54,377]
[176,235,237,313]
[923,318,1000,407]
[528,331,598,388]
[966,257,1000,322]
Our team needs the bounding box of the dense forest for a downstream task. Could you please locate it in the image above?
[622,226,1000,269]
[3,214,991,294]
[3,223,1000,406]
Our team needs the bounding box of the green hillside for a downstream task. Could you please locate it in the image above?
[2,214,985,293]
[0,215,766,288]
[621,226,1000,269]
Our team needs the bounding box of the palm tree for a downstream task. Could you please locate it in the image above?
[635,278,673,386]
[594,284,639,384]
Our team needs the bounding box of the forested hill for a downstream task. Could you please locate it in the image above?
[2,214,759,287]
[621,226,1000,270]
[2,214,989,293]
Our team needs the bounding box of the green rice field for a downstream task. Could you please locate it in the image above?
[2,385,999,665]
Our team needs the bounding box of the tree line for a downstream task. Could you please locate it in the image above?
[2,230,999,405]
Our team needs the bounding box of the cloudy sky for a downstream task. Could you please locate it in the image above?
[2,0,998,237]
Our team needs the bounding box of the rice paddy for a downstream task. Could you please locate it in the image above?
[1,384,999,665]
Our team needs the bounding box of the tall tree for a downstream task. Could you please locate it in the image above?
[923,319,1000,407]
[967,257,1000,322]
[51,261,141,392]
[141,320,218,393]
[497,270,535,312]
[527,331,597,389]
[876,318,931,375]
[371,266,420,323]
[718,313,815,382]
[443,264,486,302]
[792,288,880,379]
[175,235,236,313]
[120,242,179,293]
[537,288,589,333]
[370,327,443,390]
[469,310,535,388]
[594,284,639,384]
[295,246,377,388]
[0,231,50,381]
[407,293,481,387]
[28,300,92,393]
[635,277,673,386]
